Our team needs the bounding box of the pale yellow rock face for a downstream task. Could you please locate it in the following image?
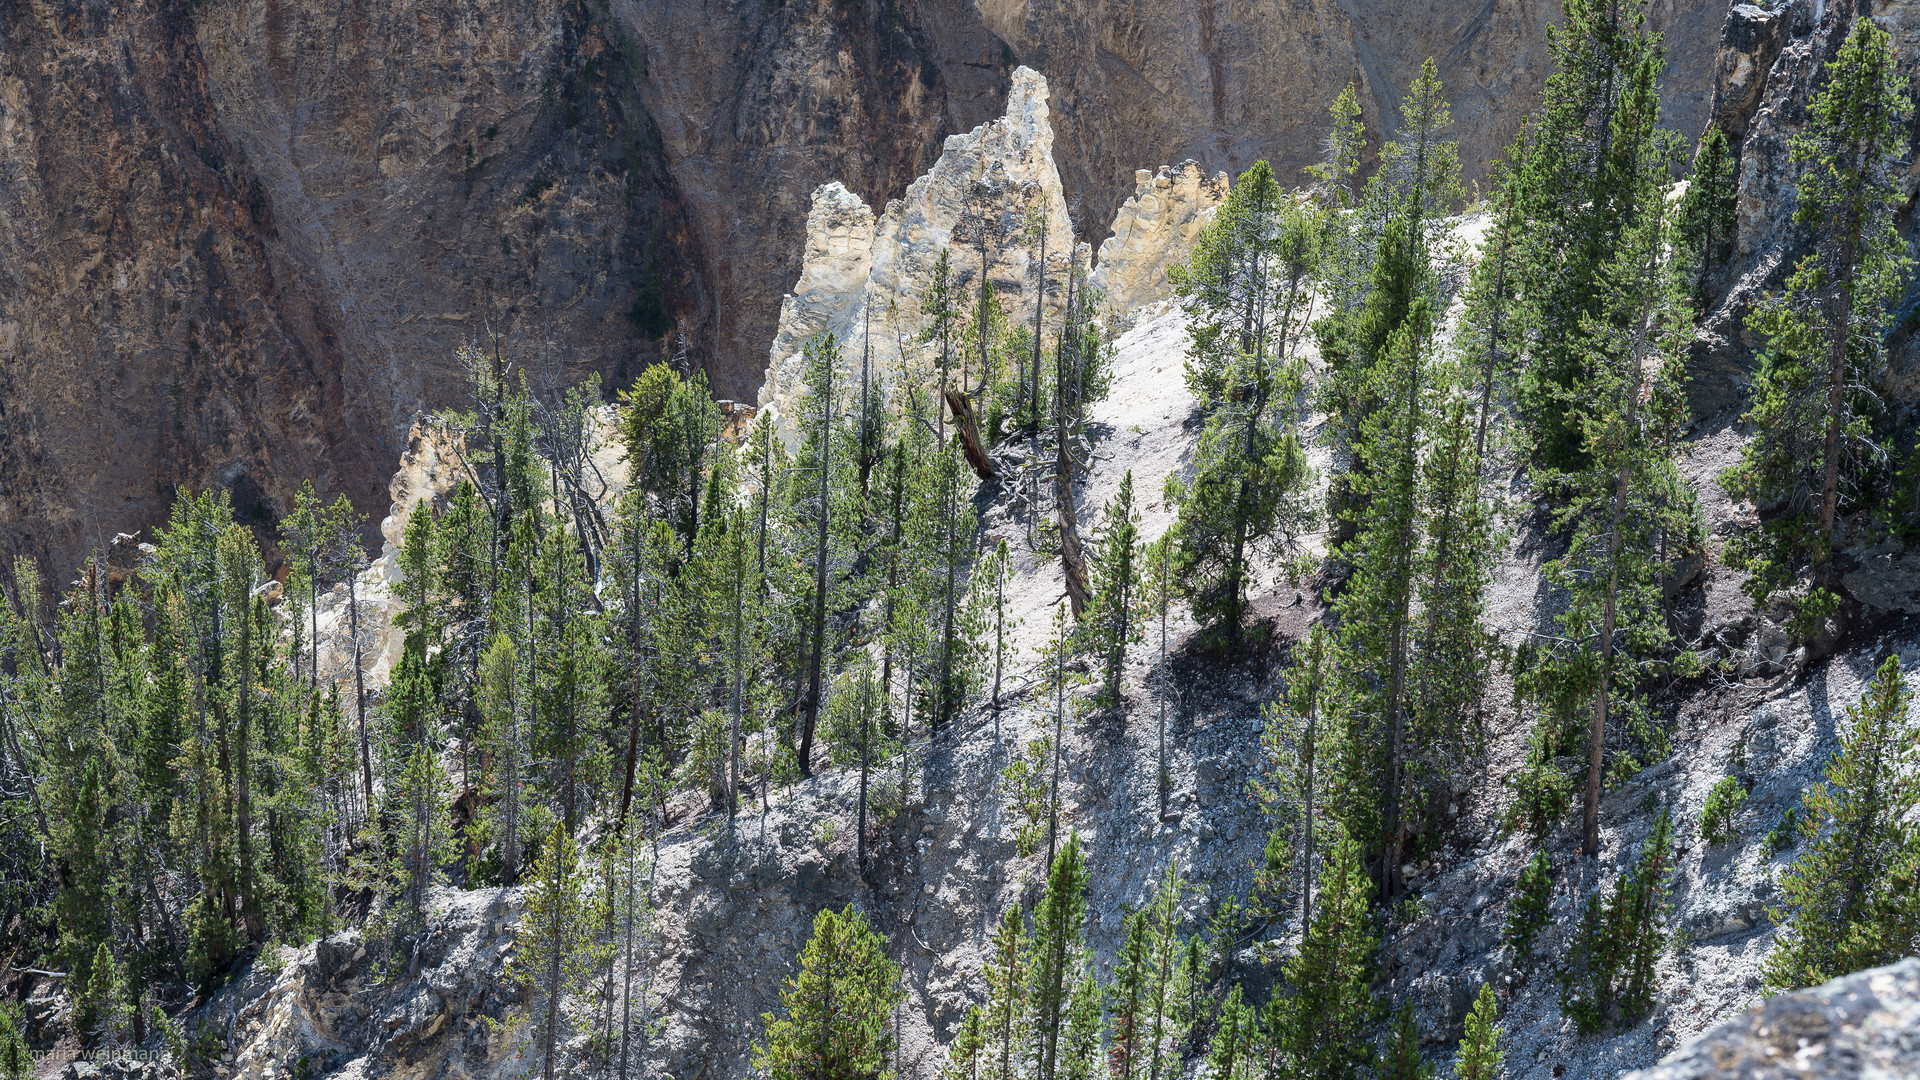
[757,67,1077,440]
[1089,162,1229,327]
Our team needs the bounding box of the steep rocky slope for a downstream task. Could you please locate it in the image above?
[121,21,1920,1077]
[2,0,1734,588]
[188,301,1920,1080]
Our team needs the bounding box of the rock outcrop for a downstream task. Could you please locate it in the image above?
[1622,959,1920,1080]
[1088,161,1229,326]
[1693,0,1920,414]
[756,67,1077,439]
[2,0,1735,586]
[216,888,530,1080]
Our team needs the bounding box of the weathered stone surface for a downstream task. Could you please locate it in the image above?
[1089,161,1228,326]
[1623,959,1920,1080]
[1,0,1733,581]
[756,67,1076,440]
[1694,0,1920,414]
[0,0,698,585]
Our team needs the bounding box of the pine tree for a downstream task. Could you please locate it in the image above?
[1205,983,1252,1080]
[915,441,981,731]
[1504,0,1672,471]
[1559,809,1674,1033]
[1725,17,1911,624]
[947,1005,988,1080]
[1140,860,1187,1080]
[985,902,1029,1080]
[1504,849,1554,961]
[1171,162,1320,647]
[968,539,1019,711]
[517,825,601,1080]
[1329,295,1431,895]
[0,1004,29,1080]
[756,906,905,1080]
[1307,83,1365,209]
[1537,102,1697,854]
[1059,960,1104,1080]
[1381,1000,1431,1080]
[1453,985,1502,1080]
[1086,472,1143,708]
[1142,532,1177,811]
[1029,833,1088,1080]
[477,633,527,883]
[1677,127,1737,308]
[1765,655,1920,989]
[1255,624,1331,928]
[72,940,130,1050]
[1108,909,1152,1080]
[1277,834,1376,1080]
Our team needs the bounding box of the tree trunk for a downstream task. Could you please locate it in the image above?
[349,572,372,826]
[236,589,259,940]
[1818,231,1859,592]
[945,389,998,481]
[798,372,833,778]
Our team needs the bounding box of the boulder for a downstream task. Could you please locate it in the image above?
[1623,958,1920,1080]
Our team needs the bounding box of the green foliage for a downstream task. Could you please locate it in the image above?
[1677,127,1737,307]
[945,1005,987,1080]
[515,827,606,1078]
[1086,472,1145,707]
[756,906,905,1080]
[1029,834,1089,1080]
[1275,834,1377,1080]
[1504,848,1554,961]
[1253,624,1333,922]
[1380,999,1432,1080]
[1699,776,1748,846]
[1503,0,1676,471]
[1001,734,1054,858]
[1453,984,1502,1080]
[1723,18,1912,623]
[0,1004,30,1080]
[1559,810,1674,1033]
[72,941,130,1050]
[1205,983,1254,1080]
[985,902,1029,1080]
[1171,159,1321,648]
[1765,800,1802,856]
[1765,656,1920,990]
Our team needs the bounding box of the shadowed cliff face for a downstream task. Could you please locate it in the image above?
[0,0,340,571]
[0,0,1728,583]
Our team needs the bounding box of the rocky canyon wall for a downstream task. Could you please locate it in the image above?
[2,0,1732,588]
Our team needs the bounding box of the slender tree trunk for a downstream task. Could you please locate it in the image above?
[1032,230,1047,444]
[349,572,372,826]
[798,367,833,777]
[1474,215,1511,465]
[936,465,961,731]
[1055,272,1091,617]
[1817,229,1859,592]
[1585,303,1649,857]
[1380,341,1423,898]
[728,567,743,837]
[543,916,562,1080]
[236,587,259,939]
[619,521,643,826]
[1585,463,1631,857]
[1047,620,1065,868]
[858,685,871,871]
[1157,543,1170,815]
[619,836,637,1080]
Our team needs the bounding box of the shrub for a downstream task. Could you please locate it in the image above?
[1505,849,1554,960]
[1700,776,1748,846]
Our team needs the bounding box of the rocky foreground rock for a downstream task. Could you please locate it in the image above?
[1621,959,1920,1080]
